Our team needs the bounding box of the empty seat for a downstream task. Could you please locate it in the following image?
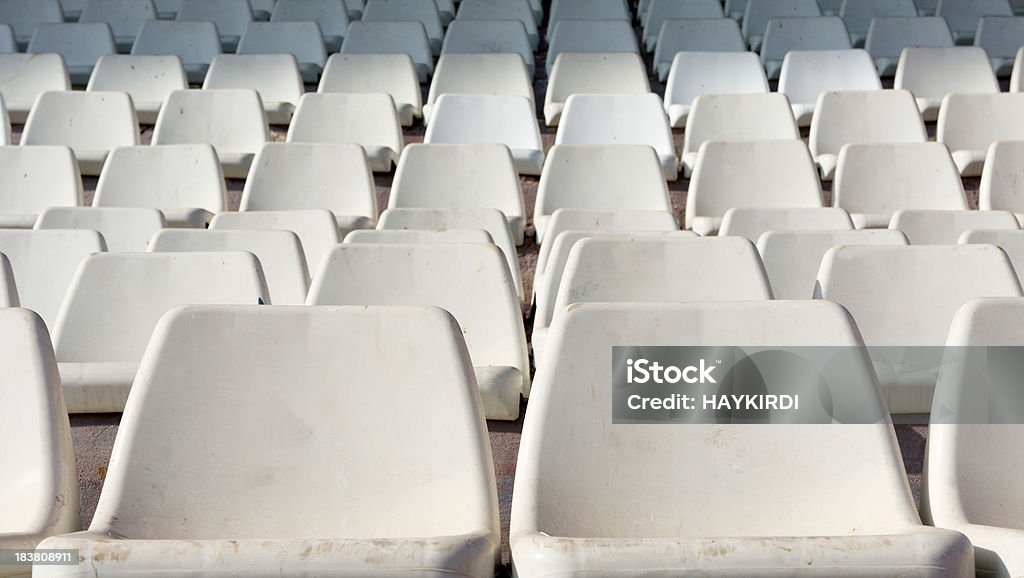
[202,54,302,126]
[287,93,403,173]
[210,209,342,274]
[719,207,851,242]
[809,89,926,180]
[150,229,309,305]
[937,0,1012,44]
[544,52,650,126]
[79,0,157,52]
[270,0,350,52]
[176,0,253,51]
[36,305,499,576]
[237,21,327,83]
[981,140,1024,222]
[28,22,116,85]
[742,0,822,52]
[840,0,918,47]
[664,52,768,128]
[895,47,999,121]
[865,16,954,76]
[152,89,267,179]
[833,142,967,228]
[0,230,106,328]
[0,54,69,124]
[760,16,852,80]
[0,253,17,307]
[0,0,64,49]
[642,0,722,51]
[442,20,535,77]
[534,145,671,243]
[339,21,433,83]
[131,20,221,84]
[308,243,529,420]
[547,0,630,38]
[318,54,420,127]
[960,229,1024,285]
[93,144,226,228]
[87,54,187,124]
[455,0,538,50]
[241,142,377,232]
[0,145,82,229]
[653,18,747,81]
[424,54,533,124]
[815,244,1023,413]
[757,229,908,298]
[681,93,800,175]
[344,228,493,247]
[363,0,443,54]
[975,15,1024,75]
[940,93,1024,176]
[35,207,165,252]
[546,19,638,72]
[779,49,881,126]
[22,90,138,176]
[890,208,1020,244]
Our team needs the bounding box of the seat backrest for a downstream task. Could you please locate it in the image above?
[176,0,253,37]
[0,145,82,216]
[0,53,69,112]
[362,0,443,42]
[0,0,64,42]
[152,89,268,155]
[536,208,678,271]
[664,51,768,109]
[975,15,1024,61]
[546,19,637,70]
[28,22,116,69]
[654,19,746,74]
[237,21,327,68]
[980,140,1024,212]
[760,16,852,65]
[87,54,188,107]
[22,91,139,153]
[318,53,421,114]
[547,0,629,37]
[426,53,533,112]
[210,209,342,273]
[131,20,221,65]
[456,0,537,37]
[960,229,1024,286]
[839,0,917,39]
[742,0,822,42]
[423,94,540,153]
[779,49,881,109]
[80,0,156,38]
[345,228,494,246]
[0,253,17,306]
[270,0,350,39]
[890,209,1020,244]
[683,93,799,158]
[895,47,999,100]
[936,0,1012,37]
[938,93,1024,153]
[339,21,433,81]
[809,89,926,157]
[93,144,226,213]
[203,54,303,107]
[719,207,852,242]
[864,17,954,65]
[34,206,165,252]
[555,93,676,162]
[643,0,722,44]
[441,20,533,72]
[546,52,649,109]
[287,92,403,155]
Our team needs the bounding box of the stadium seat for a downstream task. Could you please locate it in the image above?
[270,0,350,52]
[546,0,630,38]
[938,93,1024,176]
[923,297,1024,578]
[0,0,64,49]
[809,89,926,180]
[864,16,954,76]
[175,0,253,52]
[719,207,853,242]
[87,55,187,124]
[974,15,1024,75]
[424,94,543,177]
[0,229,106,329]
[890,208,1020,244]
[79,0,157,52]
[241,142,377,232]
[778,49,881,126]
[742,0,822,52]
[652,19,747,81]
[686,140,824,235]
[895,47,999,121]
[760,16,852,80]
[210,209,342,273]
[936,0,1012,44]
[131,20,220,84]
[546,19,638,72]
[0,145,82,229]
[203,54,302,126]
[92,144,226,228]
[424,54,533,124]
[544,52,649,126]
[318,54,421,126]
[0,54,68,124]
[959,229,1024,285]
[642,0,722,51]
[308,243,529,420]
[22,90,138,176]
[237,22,327,83]
[815,244,1023,413]
[513,300,972,576]
[442,20,535,77]
[339,21,433,83]
[556,94,677,181]
[455,0,538,50]
[980,141,1024,223]
[534,145,672,243]
[27,22,116,85]
[840,0,918,47]
[0,253,15,307]
[757,229,908,298]
[36,304,500,576]
[35,207,165,252]
[681,93,800,176]
[150,229,310,305]
[287,93,403,173]
[363,0,443,54]
[833,142,968,228]
[664,52,769,128]
[389,143,526,244]
[345,228,494,247]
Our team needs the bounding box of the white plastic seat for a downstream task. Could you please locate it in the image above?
[686,140,824,235]
[241,142,377,232]
[150,229,310,305]
[424,94,544,177]
[815,244,1023,413]
[981,140,1024,223]
[975,16,1024,75]
[270,0,350,52]
[0,254,16,306]
[664,52,768,127]
[363,0,443,54]
[176,0,253,52]
[546,19,638,72]
[535,145,672,243]
[653,19,747,81]
[778,49,881,126]
[442,20,535,77]
[152,89,268,179]
[809,89,926,180]
[203,54,302,126]
[93,144,226,228]
[0,145,82,229]
[389,143,526,244]
[757,228,908,298]
[642,0,722,52]
[318,54,421,126]
[759,16,852,80]
[840,0,917,47]
[345,228,493,246]
[681,93,799,176]
[35,207,165,252]
[895,47,999,121]
[890,208,1020,244]
[237,21,327,83]
[0,229,106,329]
[544,52,649,126]
[87,54,187,124]
[833,142,967,228]
[36,304,499,577]
[424,54,534,124]
[0,0,64,49]
[546,0,630,38]
[0,53,69,124]
[27,22,116,85]
[719,207,852,242]
[960,230,1024,286]
[742,0,822,52]
[455,0,538,50]
[22,90,138,176]
[79,0,157,52]
[210,209,342,274]
[131,20,221,84]
[937,0,1012,44]
[864,16,954,76]
[308,243,529,420]
[339,21,433,83]
[286,92,403,173]
[939,93,1024,176]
